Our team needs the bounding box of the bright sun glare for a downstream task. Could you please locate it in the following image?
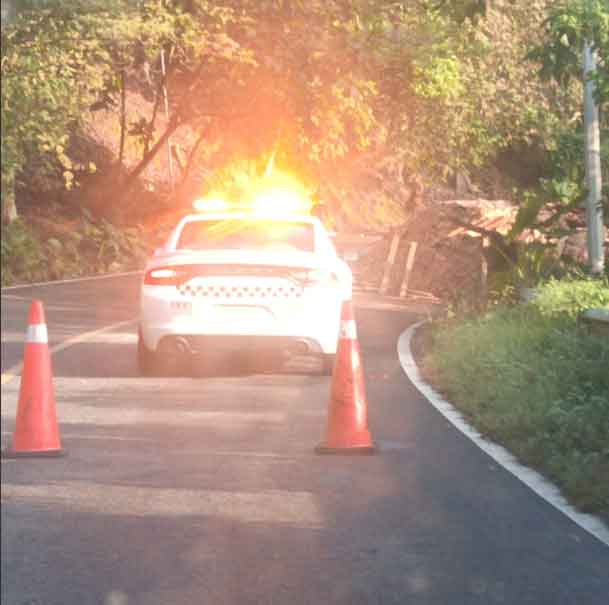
[194,166,313,217]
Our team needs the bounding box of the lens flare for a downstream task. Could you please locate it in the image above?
[252,187,308,215]
[193,198,229,212]
[197,164,313,217]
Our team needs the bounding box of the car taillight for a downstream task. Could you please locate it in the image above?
[144,267,180,286]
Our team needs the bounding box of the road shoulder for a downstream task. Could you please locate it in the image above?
[399,319,609,548]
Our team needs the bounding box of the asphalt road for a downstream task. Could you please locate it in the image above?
[1,275,608,605]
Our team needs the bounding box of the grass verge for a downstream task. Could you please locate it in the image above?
[421,278,609,517]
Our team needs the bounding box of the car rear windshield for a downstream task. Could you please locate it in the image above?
[176,219,315,253]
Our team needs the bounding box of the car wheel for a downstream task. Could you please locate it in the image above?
[137,329,161,376]
[321,353,336,376]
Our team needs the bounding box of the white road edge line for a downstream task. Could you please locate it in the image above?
[0,270,142,291]
[1,319,137,386]
[398,319,609,548]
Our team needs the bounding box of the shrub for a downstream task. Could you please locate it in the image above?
[1,211,149,286]
[531,276,609,320]
[1,219,45,285]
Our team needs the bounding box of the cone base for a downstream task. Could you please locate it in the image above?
[1,448,64,459]
[315,443,376,456]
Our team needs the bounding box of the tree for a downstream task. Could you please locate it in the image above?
[1,0,178,220]
[2,0,599,236]
[514,0,607,272]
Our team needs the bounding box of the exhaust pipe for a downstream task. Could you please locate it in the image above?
[159,336,191,357]
[288,339,311,356]
[174,337,191,356]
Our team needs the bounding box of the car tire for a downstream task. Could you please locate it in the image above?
[137,329,161,376]
[321,353,336,376]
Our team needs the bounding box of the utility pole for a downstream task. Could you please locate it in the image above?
[1,0,16,25]
[582,37,605,275]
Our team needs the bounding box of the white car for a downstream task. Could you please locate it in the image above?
[138,207,352,375]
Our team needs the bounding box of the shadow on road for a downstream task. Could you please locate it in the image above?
[50,341,326,378]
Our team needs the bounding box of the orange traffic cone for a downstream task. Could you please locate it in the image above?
[315,299,375,455]
[3,300,63,458]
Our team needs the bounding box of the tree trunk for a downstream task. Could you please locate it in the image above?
[145,80,163,155]
[118,69,126,167]
[182,127,207,181]
[119,116,181,196]
[145,45,173,156]
[115,56,209,201]
[1,3,18,223]
[1,171,18,225]
[173,126,208,203]
[161,48,174,187]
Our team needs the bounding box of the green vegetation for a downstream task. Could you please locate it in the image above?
[2,2,607,235]
[1,209,148,286]
[509,0,609,241]
[425,278,609,515]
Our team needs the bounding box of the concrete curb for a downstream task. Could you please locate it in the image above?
[398,319,609,548]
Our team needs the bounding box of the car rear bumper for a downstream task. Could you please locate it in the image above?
[140,286,342,354]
